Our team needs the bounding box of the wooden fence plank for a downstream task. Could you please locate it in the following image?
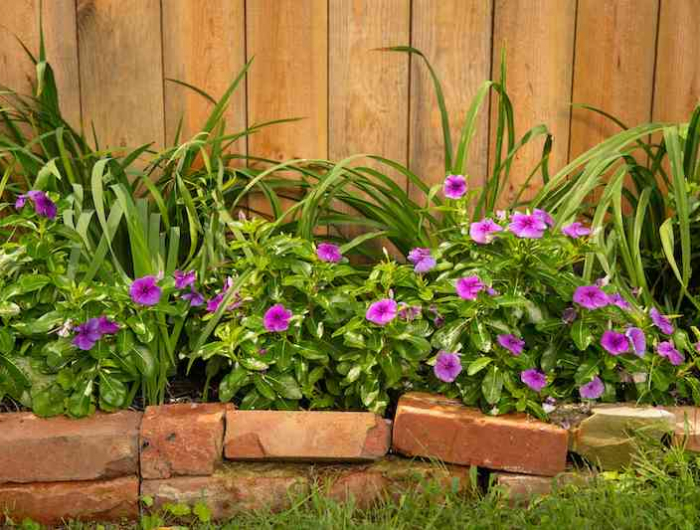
[77,0,164,150]
[409,0,492,204]
[653,0,700,123]
[329,0,410,244]
[0,0,81,128]
[570,0,659,159]
[161,0,246,149]
[491,0,576,204]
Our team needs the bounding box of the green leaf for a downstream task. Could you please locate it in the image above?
[219,367,249,402]
[240,357,269,371]
[269,373,303,400]
[378,354,402,386]
[30,384,66,417]
[0,328,15,354]
[467,357,492,376]
[470,320,492,352]
[0,302,20,318]
[571,320,593,351]
[99,373,127,409]
[574,359,600,385]
[67,378,94,418]
[482,365,503,405]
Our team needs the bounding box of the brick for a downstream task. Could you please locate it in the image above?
[662,406,700,452]
[492,471,594,504]
[224,410,391,461]
[322,457,473,509]
[570,405,675,469]
[0,410,141,484]
[140,403,229,479]
[141,463,310,519]
[392,392,568,476]
[0,476,138,525]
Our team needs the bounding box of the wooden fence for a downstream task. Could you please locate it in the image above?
[2,0,699,202]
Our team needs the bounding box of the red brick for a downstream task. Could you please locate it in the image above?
[322,457,473,509]
[492,471,595,504]
[0,476,139,525]
[0,410,141,484]
[662,406,700,452]
[392,392,568,476]
[141,463,310,519]
[224,410,391,461]
[140,403,229,479]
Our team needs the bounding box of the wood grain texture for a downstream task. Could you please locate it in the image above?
[652,0,700,122]
[0,0,81,127]
[77,0,164,150]
[246,0,327,217]
[409,0,493,203]
[491,0,576,204]
[161,0,246,149]
[570,0,659,159]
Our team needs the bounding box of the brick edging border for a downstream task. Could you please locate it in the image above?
[0,394,698,524]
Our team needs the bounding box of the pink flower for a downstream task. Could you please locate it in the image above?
[579,377,604,399]
[366,299,398,326]
[521,369,547,392]
[533,209,554,227]
[174,270,196,290]
[129,276,162,306]
[455,276,484,300]
[407,248,436,273]
[443,175,467,199]
[96,316,119,335]
[608,293,631,310]
[263,304,293,332]
[650,308,674,335]
[508,213,547,239]
[562,222,591,238]
[562,307,578,324]
[600,330,629,355]
[398,304,421,321]
[182,288,205,307]
[573,285,609,310]
[625,327,646,357]
[317,242,342,263]
[72,319,102,351]
[16,190,57,219]
[469,218,503,244]
[497,334,525,356]
[657,341,684,366]
[433,352,462,383]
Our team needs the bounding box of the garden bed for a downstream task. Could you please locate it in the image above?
[1,392,698,525]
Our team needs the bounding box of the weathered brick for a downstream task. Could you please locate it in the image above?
[0,410,141,484]
[141,463,310,519]
[224,410,391,461]
[392,392,568,476]
[0,476,139,525]
[322,457,473,509]
[570,405,675,469]
[662,406,700,452]
[140,403,229,479]
[492,471,594,504]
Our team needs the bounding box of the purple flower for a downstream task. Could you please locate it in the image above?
[174,270,196,290]
[657,341,684,366]
[470,218,503,244]
[562,307,578,324]
[15,190,57,219]
[96,316,119,335]
[573,285,609,310]
[407,248,436,273]
[486,286,499,296]
[433,352,462,383]
[533,209,554,227]
[72,319,102,351]
[608,293,631,310]
[366,299,398,326]
[443,174,467,199]
[508,213,547,239]
[129,276,162,306]
[600,330,629,355]
[263,304,293,332]
[429,305,444,328]
[497,334,525,356]
[207,293,225,313]
[650,308,674,335]
[182,288,205,307]
[398,304,421,321]
[317,242,342,263]
[562,222,591,239]
[579,377,605,399]
[455,276,484,300]
[625,327,646,357]
[695,341,700,353]
[521,369,547,392]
